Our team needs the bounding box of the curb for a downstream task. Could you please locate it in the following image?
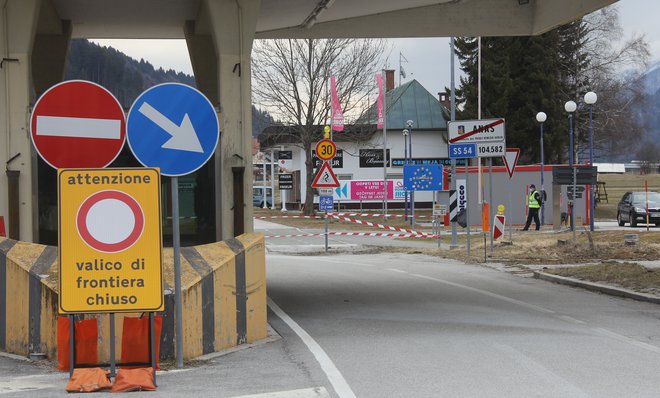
[533,271,660,305]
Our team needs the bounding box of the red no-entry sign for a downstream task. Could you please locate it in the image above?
[30,80,126,169]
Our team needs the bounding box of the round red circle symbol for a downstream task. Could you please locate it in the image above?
[76,190,144,253]
[31,80,126,169]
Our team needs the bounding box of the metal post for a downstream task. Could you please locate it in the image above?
[69,314,75,377]
[150,313,157,385]
[172,177,184,368]
[588,105,594,232]
[540,122,545,226]
[409,124,414,227]
[270,149,276,210]
[488,158,493,253]
[568,114,575,237]
[465,163,471,256]
[382,70,388,216]
[262,156,267,209]
[325,212,329,252]
[404,132,408,219]
[110,314,116,377]
[450,37,458,248]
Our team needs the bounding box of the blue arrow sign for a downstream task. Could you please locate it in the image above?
[127,83,219,177]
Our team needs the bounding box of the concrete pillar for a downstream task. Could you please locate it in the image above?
[0,0,40,242]
[31,0,71,98]
[188,0,260,240]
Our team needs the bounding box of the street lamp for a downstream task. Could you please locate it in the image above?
[406,120,414,227]
[403,129,409,218]
[564,100,577,240]
[584,91,597,232]
[536,111,547,225]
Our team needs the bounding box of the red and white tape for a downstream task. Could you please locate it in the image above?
[265,231,436,239]
[255,215,323,219]
[330,212,430,218]
[326,213,432,237]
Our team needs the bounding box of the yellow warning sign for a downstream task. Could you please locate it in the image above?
[58,168,163,314]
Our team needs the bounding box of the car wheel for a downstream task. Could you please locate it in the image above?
[617,212,625,226]
[259,201,265,208]
[629,212,637,227]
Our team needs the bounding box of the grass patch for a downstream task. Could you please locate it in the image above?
[546,262,660,295]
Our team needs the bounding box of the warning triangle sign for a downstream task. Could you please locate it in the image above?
[312,161,340,188]
[502,148,520,179]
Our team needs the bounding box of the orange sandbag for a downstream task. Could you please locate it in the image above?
[65,367,112,393]
[120,315,162,370]
[57,317,99,371]
[111,367,157,392]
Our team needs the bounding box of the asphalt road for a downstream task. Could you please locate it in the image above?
[3,248,660,397]
[266,253,660,398]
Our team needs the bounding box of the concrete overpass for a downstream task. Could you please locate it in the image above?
[0,0,616,243]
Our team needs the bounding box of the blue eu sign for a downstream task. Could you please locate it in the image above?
[404,165,444,191]
[127,83,219,177]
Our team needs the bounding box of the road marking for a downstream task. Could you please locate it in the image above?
[230,387,330,398]
[36,115,121,139]
[387,268,407,273]
[408,273,556,314]
[494,344,590,398]
[267,297,356,398]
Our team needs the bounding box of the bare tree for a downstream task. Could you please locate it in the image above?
[559,5,649,161]
[252,38,386,214]
[637,141,659,175]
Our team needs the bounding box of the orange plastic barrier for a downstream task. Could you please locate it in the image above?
[120,315,162,370]
[481,202,490,232]
[57,317,99,371]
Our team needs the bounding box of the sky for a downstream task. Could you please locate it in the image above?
[94,0,658,99]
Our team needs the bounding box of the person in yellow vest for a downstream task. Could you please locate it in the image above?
[523,184,542,231]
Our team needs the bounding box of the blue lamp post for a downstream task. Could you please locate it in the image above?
[584,91,597,232]
[536,111,547,225]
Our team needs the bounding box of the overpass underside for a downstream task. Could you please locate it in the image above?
[0,0,616,243]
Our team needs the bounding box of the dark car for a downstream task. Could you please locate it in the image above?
[617,191,660,227]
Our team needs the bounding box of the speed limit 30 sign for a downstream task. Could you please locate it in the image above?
[315,139,337,161]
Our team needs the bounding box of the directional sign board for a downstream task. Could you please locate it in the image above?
[278,173,293,190]
[58,168,163,314]
[312,162,340,188]
[448,119,506,158]
[552,166,597,185]
[127,83,219,177]
[31,80,126,169]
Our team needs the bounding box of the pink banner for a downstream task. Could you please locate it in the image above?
[331,75,344,131]
[376,73,384,129]
[351,180,393,200]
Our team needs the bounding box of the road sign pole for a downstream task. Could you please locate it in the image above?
[172,176,184,368]
[465,161,471,256]
[325,212,329,252]
[572,166,577,242]
[450,37,458,249]
[110,313,116,377]
[489,158,494,253]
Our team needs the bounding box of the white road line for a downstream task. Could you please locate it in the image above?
[408,273,556,314]
[494,343,591,398]
[36,115,121,139]
[387,268,407,273]
[267,297,356,398]
[230,387,330,398]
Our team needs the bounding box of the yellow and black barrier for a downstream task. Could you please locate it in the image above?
[0,233,267,362]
